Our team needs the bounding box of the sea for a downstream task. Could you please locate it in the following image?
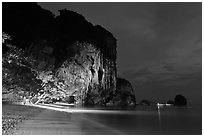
[76,105,202,135]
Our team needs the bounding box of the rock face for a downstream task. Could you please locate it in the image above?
[56,41,116,105]
[108,78,136,106]
[3,3,117,106]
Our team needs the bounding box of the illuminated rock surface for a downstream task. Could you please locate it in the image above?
[3,3,135,106]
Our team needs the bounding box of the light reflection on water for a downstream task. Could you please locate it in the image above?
[158,108,162,130]
[71,105,201,135]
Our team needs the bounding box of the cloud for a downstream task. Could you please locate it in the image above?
[120,62,201,84]
[119,62,201,103]
[117,2,202,73]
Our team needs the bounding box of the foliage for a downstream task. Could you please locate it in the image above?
[2,35,41,96]
[3,3,117,106]
[2,33,116,105]
[2,32,12,43]
[2,33,74,102]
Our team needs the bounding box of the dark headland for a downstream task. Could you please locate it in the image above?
[3,2,136,107]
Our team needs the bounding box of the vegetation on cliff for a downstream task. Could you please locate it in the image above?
[2,2,135,106]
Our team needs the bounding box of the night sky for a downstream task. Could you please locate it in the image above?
[39,2,202,104]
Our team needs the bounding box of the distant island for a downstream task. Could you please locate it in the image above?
[139,94,187,107]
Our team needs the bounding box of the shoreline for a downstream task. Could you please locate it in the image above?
[2,103,45,135]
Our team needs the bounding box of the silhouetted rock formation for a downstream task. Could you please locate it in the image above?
[107,78,136,106]
[139,100,151,106]
[139,99,156,106]
[166,100,174,105]
[3,2,117,106]
[174,94,187,106]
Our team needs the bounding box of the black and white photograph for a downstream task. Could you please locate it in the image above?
[2,1,202,135]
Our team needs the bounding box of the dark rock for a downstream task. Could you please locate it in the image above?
[3,3,117,106]
[109,78,136,106]
[3,3,55,48]
[139,100,151,106]
[167,100,174,104]
[174,94,187,106]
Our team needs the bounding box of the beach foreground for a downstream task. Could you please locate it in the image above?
[2,103,202,135]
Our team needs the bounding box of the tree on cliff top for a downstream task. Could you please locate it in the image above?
[2,33,43,96]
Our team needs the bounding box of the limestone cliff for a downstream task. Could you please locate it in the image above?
[56,41,116,105]
[3,3,117,106]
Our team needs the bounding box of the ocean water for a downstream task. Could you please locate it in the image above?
[80,105,202,135]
